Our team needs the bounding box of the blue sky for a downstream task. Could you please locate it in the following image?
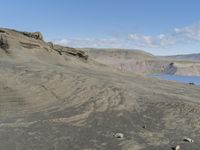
[1,0,200,55]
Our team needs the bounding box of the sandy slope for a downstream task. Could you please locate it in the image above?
[0,29,200,150]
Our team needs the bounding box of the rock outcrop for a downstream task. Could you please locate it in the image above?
[162,62,178,75]
[0,28,88,60]
[20,31,44,40]
[53,44,88,60]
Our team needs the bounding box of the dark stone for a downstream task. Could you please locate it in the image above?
[0,35,9,53]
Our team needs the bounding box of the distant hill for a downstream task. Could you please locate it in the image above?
[85,48,155,60]
[85,48,200,76]
[83,48,167,74]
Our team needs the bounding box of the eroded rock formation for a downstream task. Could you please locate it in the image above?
[0,28,88,60]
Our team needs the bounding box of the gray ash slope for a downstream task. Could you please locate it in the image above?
[0,28,200,150]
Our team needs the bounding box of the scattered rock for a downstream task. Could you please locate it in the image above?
[188,82,195,85]
[183,137,194,143]
[142,125,146,129]
[113,133,124,139]
[172,145,180,150]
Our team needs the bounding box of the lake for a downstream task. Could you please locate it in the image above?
[150,74,200,86]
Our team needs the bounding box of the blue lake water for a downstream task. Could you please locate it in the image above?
[150,74,200,86]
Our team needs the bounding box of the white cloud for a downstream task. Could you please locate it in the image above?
[53,38,120,48]
[52,23,200,50]
[174,23,200,41]
[54,34,176,49]
[128,33,176,48]
[53,38,133,48]
[128,23,200,48]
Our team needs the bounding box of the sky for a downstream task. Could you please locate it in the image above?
[1,0,200,55]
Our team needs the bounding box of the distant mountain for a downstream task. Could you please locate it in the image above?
[163,53,200,61]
